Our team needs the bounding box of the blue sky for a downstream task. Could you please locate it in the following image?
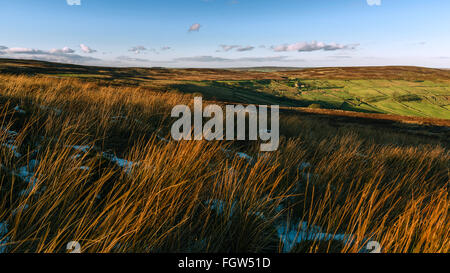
[0,0,449,68]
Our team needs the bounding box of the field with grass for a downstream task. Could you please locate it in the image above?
[2,58,449,119]
[0,59,448,253]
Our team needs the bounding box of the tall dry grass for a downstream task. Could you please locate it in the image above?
[0,74,448,253]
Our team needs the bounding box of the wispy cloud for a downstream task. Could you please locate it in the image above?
[218,45,239,52]
[116,56,151,63]
[236,46,255,52]
[410,41,426,46]
[188,23,201,32]
[161,46,171,51]
[129,46,147,54]
[66,0,81,6]
[367,0,381,6]
[272,41,359,52]
[329,55,352,59]
[175,56,228,62]
[80,44,97,53]
[174,55,299,63]
[218,45,255,52]
[237,56,298,62]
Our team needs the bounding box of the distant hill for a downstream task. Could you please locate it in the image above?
[0,58,449,119]
[1,58,449,81]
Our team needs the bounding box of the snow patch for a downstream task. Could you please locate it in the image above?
[67,145,92,153]
[277,221,354,253]
[1,128,21,157]
[237,152,253,162]
[71,154,82,160]
[156,135,169,143]
[2,144,21,157]
[39,105,62,115]
[221,148,254,163]
[13,105,26,114]
[102,153,137,174]
[12,204,29,216]
[299,162,312,171]
[206,199,236,217]
[0,221,9,253]
[14,160,40,195]
[301,172,319,182]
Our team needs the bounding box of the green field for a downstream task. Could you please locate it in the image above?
[167,79,450,119]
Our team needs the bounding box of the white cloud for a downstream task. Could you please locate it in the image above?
[129,46,147,54]
[367,0,381,6]
[128,46,171,54]
[80,44,97,53]
[50,47,75,54]
[66,0,81,6]
[0,45,98,64]
[3,48,47,54]
[272,41,359,52]
[188,23,201,32]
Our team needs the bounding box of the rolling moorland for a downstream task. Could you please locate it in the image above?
[0,58,448,253]
[1,58,449,119]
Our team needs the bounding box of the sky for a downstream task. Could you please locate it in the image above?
[0,0,449,68]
